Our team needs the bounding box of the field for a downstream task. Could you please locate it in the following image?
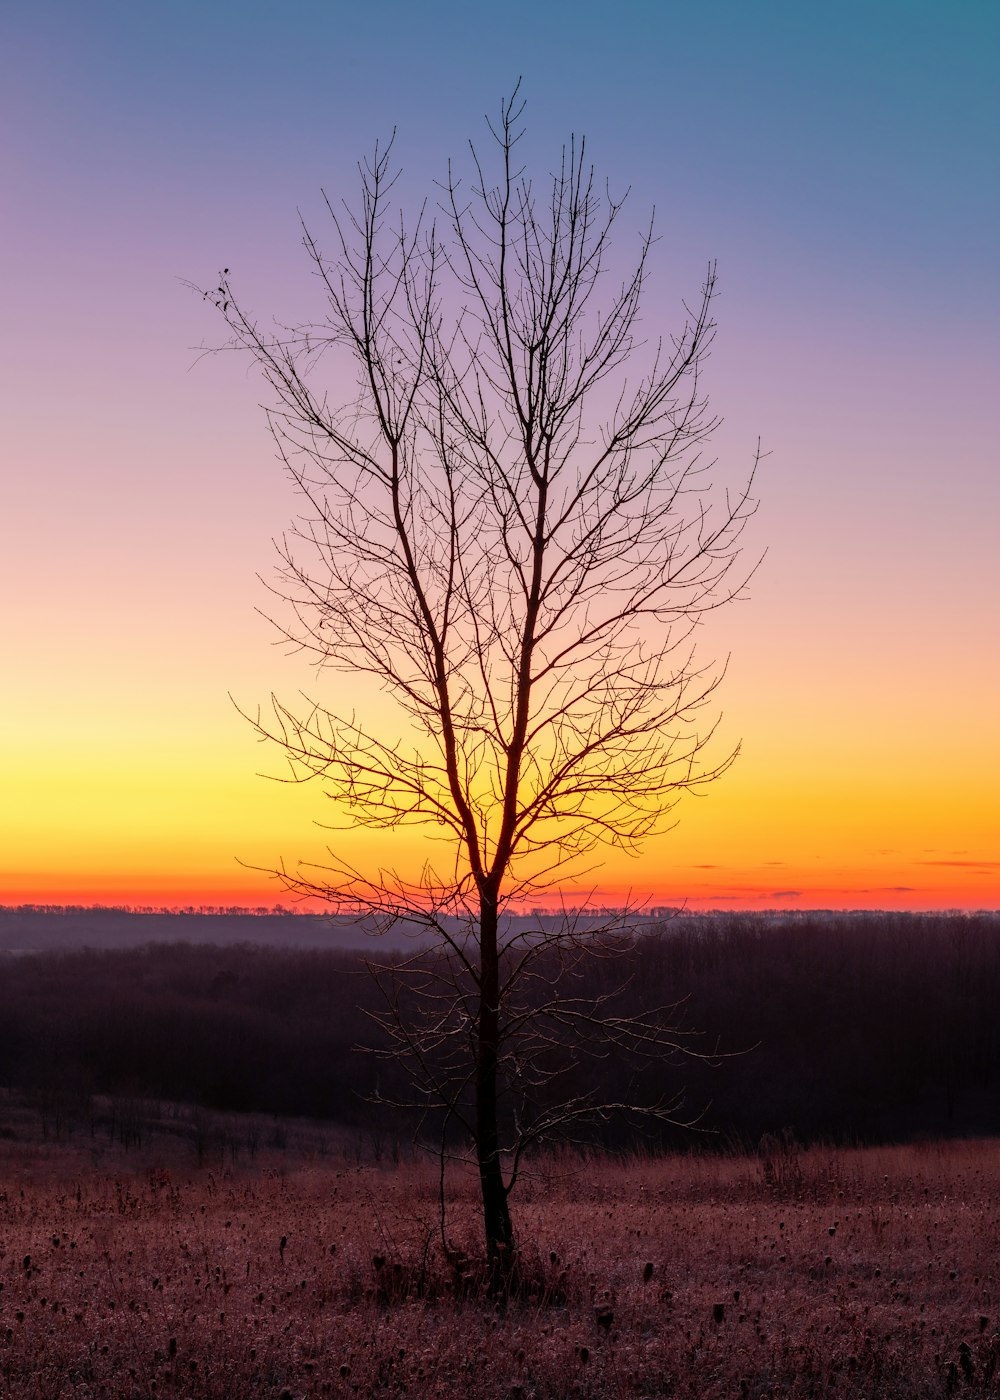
[1,1111,998,1398]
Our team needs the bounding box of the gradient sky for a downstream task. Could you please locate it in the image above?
[3,0,998,911]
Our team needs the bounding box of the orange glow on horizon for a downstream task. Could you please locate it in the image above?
[3,854,996,917]
[4,680,996,915]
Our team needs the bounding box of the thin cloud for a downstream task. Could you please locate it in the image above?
[771,889,802,899]
[917,860,1000,869]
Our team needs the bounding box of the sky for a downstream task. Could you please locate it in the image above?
[2,0,998,913]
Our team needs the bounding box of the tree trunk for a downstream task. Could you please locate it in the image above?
[476,887,515,1282]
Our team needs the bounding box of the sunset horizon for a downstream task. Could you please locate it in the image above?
[4,1,996,920]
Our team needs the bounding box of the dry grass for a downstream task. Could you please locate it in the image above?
[0,1117,998,1398]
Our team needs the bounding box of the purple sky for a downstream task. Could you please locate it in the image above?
[3,1,998,908]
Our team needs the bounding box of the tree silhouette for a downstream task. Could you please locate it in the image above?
[200,87,759,1284]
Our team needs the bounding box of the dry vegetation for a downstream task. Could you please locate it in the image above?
[1,1108,998,1398]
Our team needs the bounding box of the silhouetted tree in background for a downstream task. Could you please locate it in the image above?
[200,87,758,1281]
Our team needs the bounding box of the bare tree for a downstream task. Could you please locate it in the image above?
[199,87,758,1282]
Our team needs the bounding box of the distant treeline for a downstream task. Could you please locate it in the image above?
[0,911,997,1148]
[0,905,676,953]
[0,907,416,953]
[2,904,297,915]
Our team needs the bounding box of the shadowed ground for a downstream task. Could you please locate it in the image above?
[0,1121,997,1398]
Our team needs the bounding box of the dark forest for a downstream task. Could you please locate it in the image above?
[1,910,996,1152]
